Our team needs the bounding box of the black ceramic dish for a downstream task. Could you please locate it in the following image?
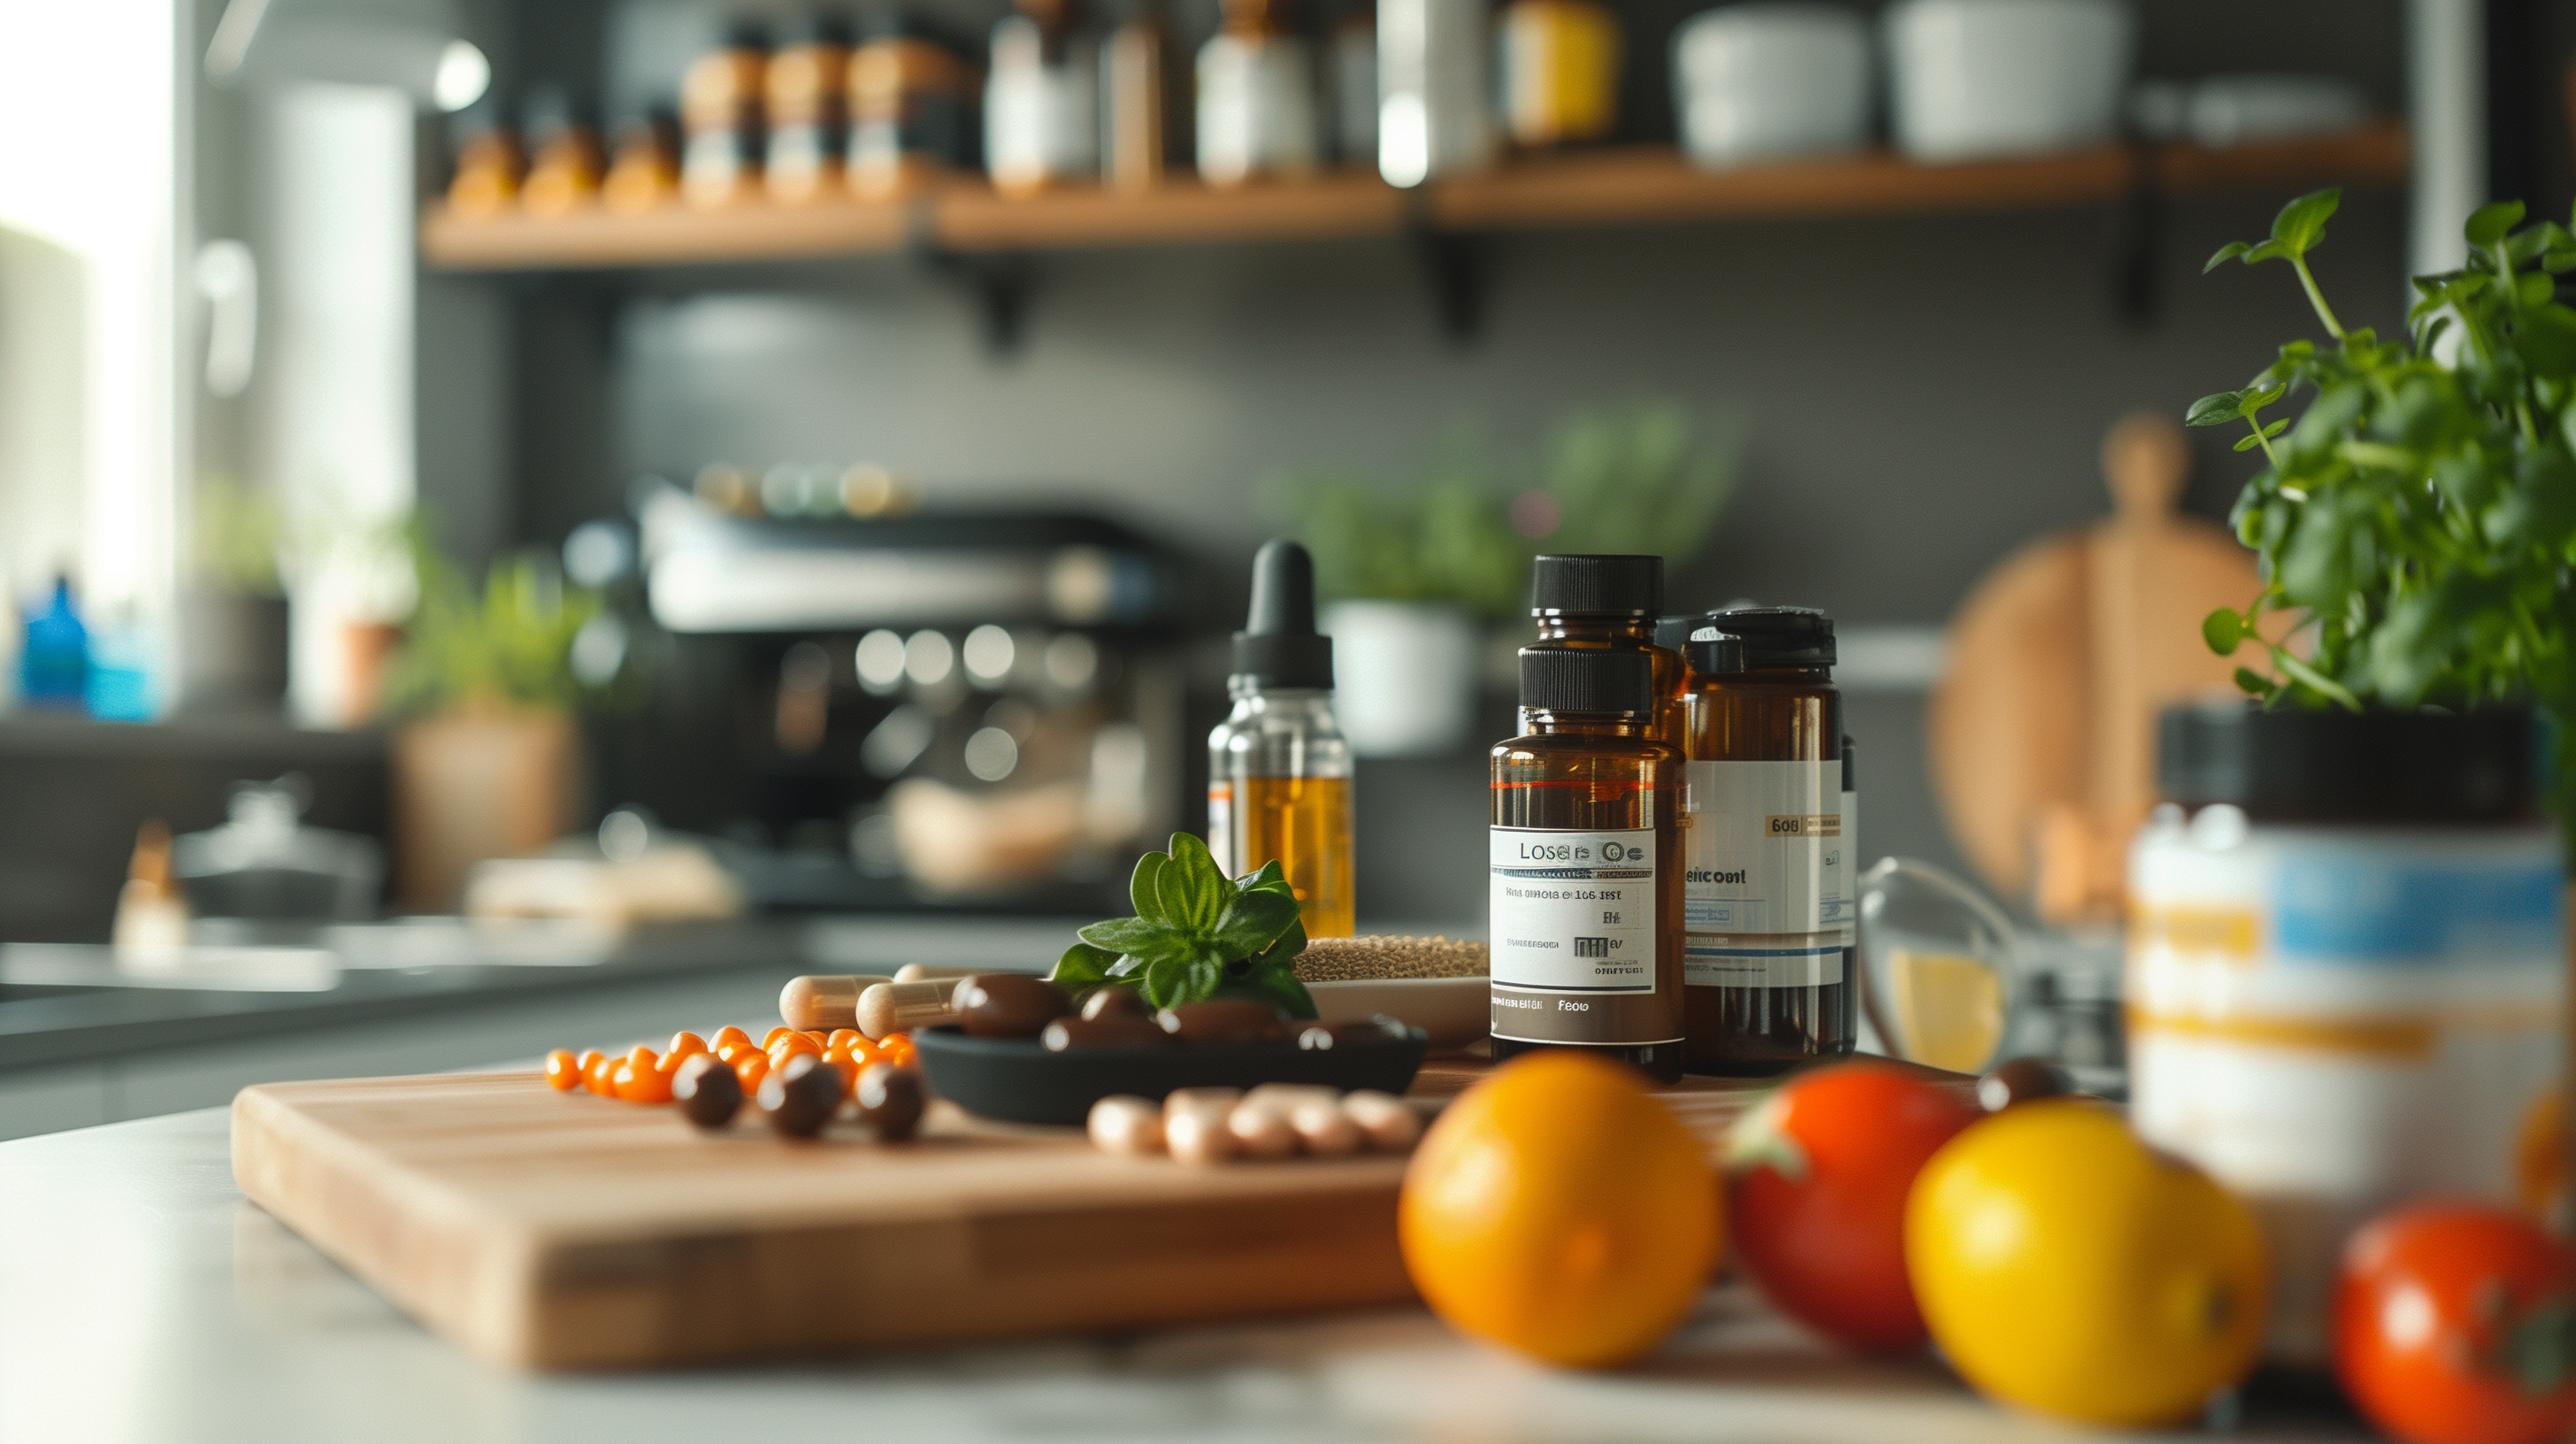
[912,1023,1430,1126]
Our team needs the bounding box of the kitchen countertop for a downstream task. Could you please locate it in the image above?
[0,1106,2373,1444]
[0,915,1092,1072]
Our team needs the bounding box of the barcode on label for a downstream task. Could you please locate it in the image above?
[1574,937,1610,958]
[1766,814,1843,838]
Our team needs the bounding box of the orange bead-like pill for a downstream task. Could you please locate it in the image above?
[667,1031,709,1058]
[544,1049,581,1091]
[732,1051,770,1093]
[827,1029,863,1052]
[581,1049,616,1095]
[617,1059,674,1104]
[711,1025,752,1054]
[762,1026,797,1049]
[770,1032,822,1063]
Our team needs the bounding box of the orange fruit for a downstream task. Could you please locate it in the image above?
[1399,1050,1721,1368]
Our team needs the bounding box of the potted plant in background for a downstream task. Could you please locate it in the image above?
[382,542,620,910]
[1270,400,1738,757]
[2188,189,2576,841]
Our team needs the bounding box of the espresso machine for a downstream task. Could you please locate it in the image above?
[597,481,1192,914]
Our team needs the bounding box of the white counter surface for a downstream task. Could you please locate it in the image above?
[0,1107,2371,1444]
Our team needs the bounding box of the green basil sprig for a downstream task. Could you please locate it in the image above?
[2189,188,2576,842]
[1048,833,1317,1017]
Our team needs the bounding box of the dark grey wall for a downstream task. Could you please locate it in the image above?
[469,0,2419,924]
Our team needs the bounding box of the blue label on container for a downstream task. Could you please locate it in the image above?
[2273,852,2563,965]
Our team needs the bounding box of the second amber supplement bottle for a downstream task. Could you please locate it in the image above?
[1678,609,1855,1074]
[1490,648,1685,1082]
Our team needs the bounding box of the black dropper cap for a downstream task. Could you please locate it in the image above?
[1519,648,1652,714]
[1531,554,1663,617]
[1684,627,1747,675]
[1231,539,1333,688]
[1652,614,1697,651]
[1705,605,1835,669]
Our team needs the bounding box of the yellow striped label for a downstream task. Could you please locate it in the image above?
[2131,906,2261,962]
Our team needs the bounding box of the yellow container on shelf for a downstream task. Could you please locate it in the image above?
[1497,0,1620,146]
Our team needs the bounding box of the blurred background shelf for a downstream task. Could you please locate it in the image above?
[420,120,2411,272]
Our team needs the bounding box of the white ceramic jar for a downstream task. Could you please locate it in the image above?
[1881,0,2132,162]
[2128,704,2567,1363]
[1670,4,1869,169]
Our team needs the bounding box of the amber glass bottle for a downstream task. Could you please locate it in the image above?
[1678,609,1855,1075]
[1525,554,1685,746]
[1491,648,1685,1083]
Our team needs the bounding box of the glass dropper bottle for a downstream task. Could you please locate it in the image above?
[1207,540,1355,937]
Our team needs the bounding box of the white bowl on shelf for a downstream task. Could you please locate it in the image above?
[1672,4,1872,170]
[1882,0,2133,163]
[1310,975,1489,1054]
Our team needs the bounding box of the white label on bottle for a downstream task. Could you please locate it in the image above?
[1683,761,1850,933]
[1490,827,1659,993]
[1207,784,1233,874]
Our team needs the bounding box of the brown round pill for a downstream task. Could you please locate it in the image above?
[1042,1015,1177,1051]
[954,972,1074,1039]
[671,1052,742,1129]
[1078,985,1151,1023]
[1154,998,1290,1046]
[855,1063,925,1141]
[1295,1018,1406,1051]
[1977,1056,2074,1113]
[756,1052,841,1139]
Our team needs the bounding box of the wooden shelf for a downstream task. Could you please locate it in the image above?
[420,120,2410,272]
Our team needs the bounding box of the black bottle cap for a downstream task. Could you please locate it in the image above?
[1531,554,1663,617]
[1231,539,1333,688]
[1706,605,1835,669]
[1519,648,1652,715]
[1685,627,1747,675]
[1652,614,1697,651]
[2158,703,2536,824]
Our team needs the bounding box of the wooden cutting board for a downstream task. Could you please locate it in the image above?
[231,1062,1782,1371]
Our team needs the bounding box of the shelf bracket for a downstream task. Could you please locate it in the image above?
[1405,193,1488,347]
[906,203,1033,358]
[2108,140,2163,330]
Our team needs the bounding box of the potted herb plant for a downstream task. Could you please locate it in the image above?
[1272,401,1738,757]
[2186,189,2576,841]
[383,546,617,910]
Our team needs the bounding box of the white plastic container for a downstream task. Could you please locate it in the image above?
[1671,4,1869,169]
[1882,0,2132,162]
[2128,704,2566,1363]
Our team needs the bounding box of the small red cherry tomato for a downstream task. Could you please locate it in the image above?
[2335,1202,2576,1444]
[1725,1060,1981,1350]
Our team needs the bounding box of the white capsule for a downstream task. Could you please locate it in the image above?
[1165,1103,1238,1166]
[1289,1097,1362,1156]
[1087,1095,1165,1156]
[1227,1097,1300,1158]
[1341,1090,1422,1151]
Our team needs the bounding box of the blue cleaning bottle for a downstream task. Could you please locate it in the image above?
[19,577,88,711]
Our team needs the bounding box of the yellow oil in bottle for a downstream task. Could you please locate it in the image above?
[1225,773,1354,938]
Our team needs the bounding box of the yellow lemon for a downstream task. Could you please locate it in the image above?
[1905,1098,2266,1427]
[1399,1050,1721,1367]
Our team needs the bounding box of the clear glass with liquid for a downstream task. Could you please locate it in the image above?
[1208,683,1355,937]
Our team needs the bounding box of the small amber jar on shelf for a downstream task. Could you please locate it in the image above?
[446,124,525,220]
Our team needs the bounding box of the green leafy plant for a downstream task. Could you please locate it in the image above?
[1049,833,1317,1017]
[385,542,611,718]
[1267,401,1739,617]
[2189,188,2576,834]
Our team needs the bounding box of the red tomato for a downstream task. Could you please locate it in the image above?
[2334,1203,2576,1444]
[1725,1061,1981,1350]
